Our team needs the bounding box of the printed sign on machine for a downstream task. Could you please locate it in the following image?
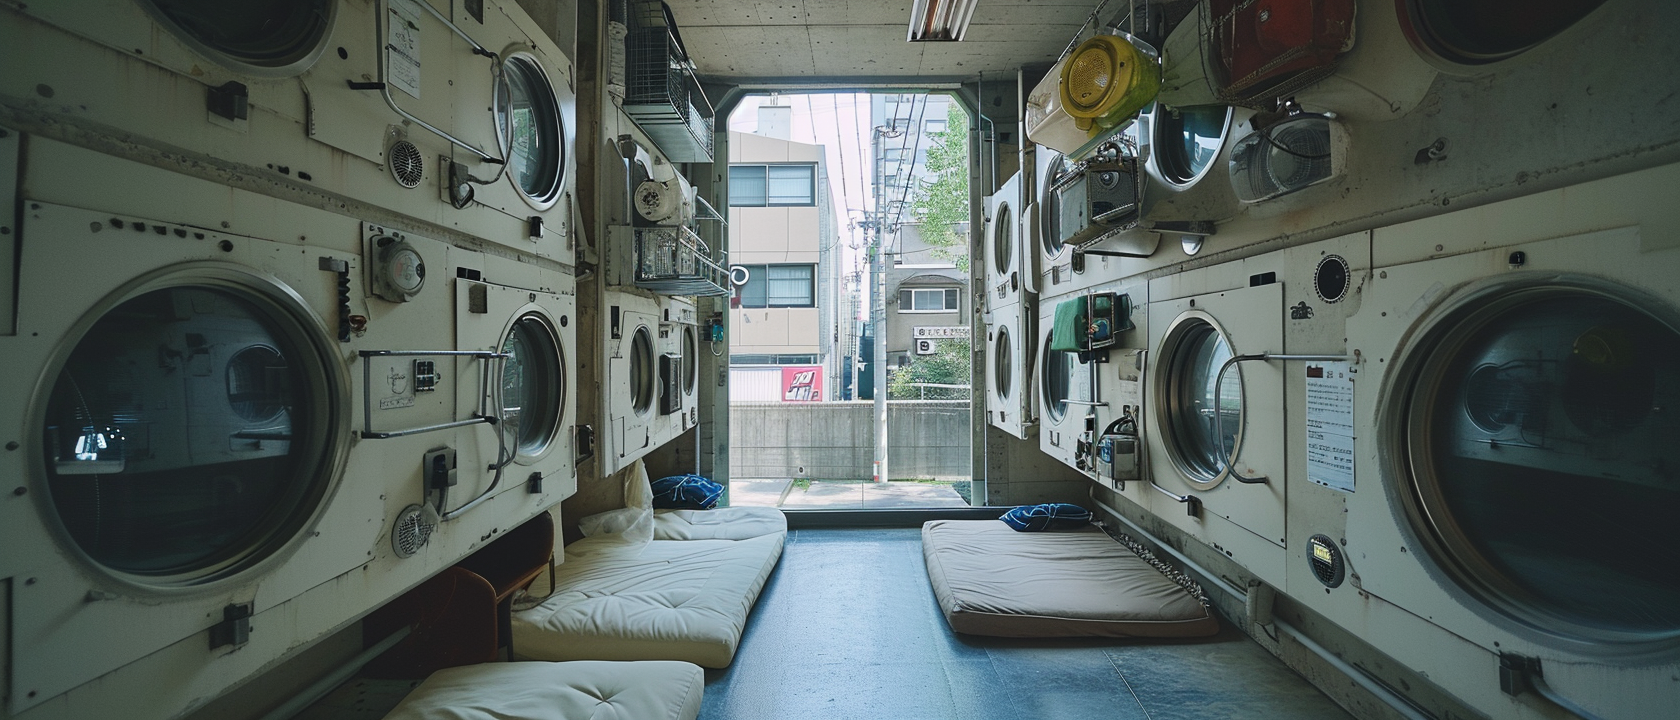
[1305,361,1355,492]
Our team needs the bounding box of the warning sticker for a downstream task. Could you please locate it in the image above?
[388,0,422,98]
[1305,361,1355,492]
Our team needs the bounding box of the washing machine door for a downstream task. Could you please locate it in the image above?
[984,172,1023,302]
[1024,147,1073,294]
[603,309,659,475]
[986,298,1037,439]
[1037,308,1094,472]
[1148,282,1285,546]
[1392,279,1680,645]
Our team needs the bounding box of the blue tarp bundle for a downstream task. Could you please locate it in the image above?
[650,474,724,510]
[999,503,1093,532]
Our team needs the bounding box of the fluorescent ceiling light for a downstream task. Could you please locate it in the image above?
[908,0,978,42]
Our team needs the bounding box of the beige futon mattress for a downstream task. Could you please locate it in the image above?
[511,532,785,668]
[921,519,1219,638]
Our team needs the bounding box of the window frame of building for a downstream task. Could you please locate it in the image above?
[898,287,960,313]
[734,264,816,308]
[728,164,817,207]
[925,119,948,134]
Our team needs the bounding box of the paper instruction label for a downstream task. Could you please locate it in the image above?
[1305,361,1355,492]
[388,0,422,98]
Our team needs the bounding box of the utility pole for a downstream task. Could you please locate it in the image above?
[870,123,902,484]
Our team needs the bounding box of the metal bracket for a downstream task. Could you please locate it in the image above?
[358,350,509,439]
[1212,353,1352,485]
[353,0,506,163]
[1499,653,1607,720]
[209,603,253,650]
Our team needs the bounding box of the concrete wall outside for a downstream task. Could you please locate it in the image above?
[729,401,970,480]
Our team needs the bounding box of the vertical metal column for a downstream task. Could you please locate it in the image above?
[871,124,894,483]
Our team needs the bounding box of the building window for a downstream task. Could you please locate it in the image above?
[734,264,815,308]
[729,164,816,206]
[899,287,959,313]
[925,119,948,134]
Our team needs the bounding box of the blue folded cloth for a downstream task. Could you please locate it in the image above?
[999,503,1093,532]
[650,474,724,510]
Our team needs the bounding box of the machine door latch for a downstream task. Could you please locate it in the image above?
[210,602,253,650]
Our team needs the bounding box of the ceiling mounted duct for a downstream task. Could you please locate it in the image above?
[1227,113,1345,203]
[1205,0,1356,105]
[908,0,979,42]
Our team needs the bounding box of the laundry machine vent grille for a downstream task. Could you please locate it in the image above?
[391,504,436,558]
[388,140,424,189]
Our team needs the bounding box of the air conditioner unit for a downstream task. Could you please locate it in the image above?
[915,338,937,355]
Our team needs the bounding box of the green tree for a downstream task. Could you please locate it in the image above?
[888,339,971,399]
[909,103,970,271]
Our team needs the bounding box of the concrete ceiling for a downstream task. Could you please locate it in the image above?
[664,0,1102,86]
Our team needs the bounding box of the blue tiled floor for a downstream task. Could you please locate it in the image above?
[699,528,1354,720]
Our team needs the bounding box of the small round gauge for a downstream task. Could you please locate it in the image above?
[372,237,425,302]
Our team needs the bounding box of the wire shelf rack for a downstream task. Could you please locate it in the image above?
[632,225,729,296]
[624,25,715,162]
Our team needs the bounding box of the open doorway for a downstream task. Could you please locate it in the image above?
[721,92,975,509]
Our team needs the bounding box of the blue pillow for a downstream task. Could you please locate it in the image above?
[999,503,1092,532]
[650,474,724,510]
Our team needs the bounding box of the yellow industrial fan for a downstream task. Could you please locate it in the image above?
[1060,34,1161,132]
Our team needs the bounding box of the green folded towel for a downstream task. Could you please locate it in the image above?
[1050,297,1086,352]
[1051,293,1133,353]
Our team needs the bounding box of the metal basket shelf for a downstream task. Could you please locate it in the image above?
[632,225,729,296]
[624,25,715,162]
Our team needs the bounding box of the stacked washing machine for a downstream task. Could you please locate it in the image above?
[0,1,579,718]
[982,170,1036,439]
[598,135,708,476]
[1046,2,1680,718]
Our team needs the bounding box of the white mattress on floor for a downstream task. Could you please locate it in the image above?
[380,660,703,720]
[652,507,787,540]
[511,532,785,668]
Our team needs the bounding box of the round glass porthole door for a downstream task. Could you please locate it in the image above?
[1040,153,1068,259]
[39,280,338,583]
[1041,328,1078,422]
[682,327,698,395]
[630,326,655,415]
[994,326,1013,400]
[992,201,1014,275]
[1155,105,1232,186]
[499,313,564,459]
[1402,0,1609,66]
[1159,316,1242,488]
[139,0,335,76]
[496,54,565,209]
[1401,286,1680,644]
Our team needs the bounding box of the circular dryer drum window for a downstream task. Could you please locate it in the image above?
[992,201,1014,275]
[1040,153,1069,259]
[1156,105,1232,186]
[994,327,1013,400]
[39,281,338,583]
[1041,328,1079,422]
[497,54,565,208]
[1401,285,1680,644]
[140,0,335,76]
[1161,317,1242,486]
[1402,0,1609,65]
[682,327,698,395]
[500,314,564,459]
[630,327,655,415]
